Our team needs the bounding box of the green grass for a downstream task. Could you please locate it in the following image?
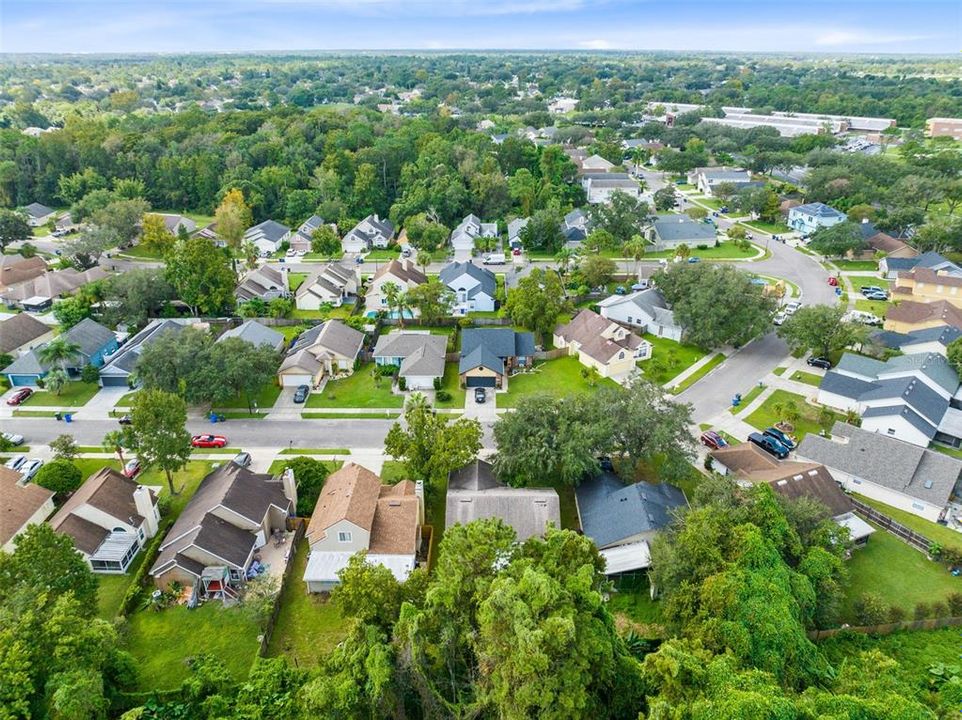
[279,448,350,455]
[744,389,837,441]
[363,248,401,261]
[643,241,758,260]
[772,366,787,376]
[854,493,962,554]
[670,353,725,394]
[117,390,139,406]
[841,526,960,623]
[498,356,618,408]
[305,364,403,408]
[214,382,282,411]
[118,244,167,260]
[854,298,890,317]
[96,551,147,621]
[740,220,791,235]
[789,370,823,387]
[13,409,60,417]
[265,538,349,666]
[276,325,308,341]
[607,574,663,626]
[21,381,100,407]
[833,260,879,271]
[302,411,402,419]
[932,443,962,461]
[719,431,741,446]
[636,334,707,386]
[287,272,309,291]
[729,382,766,413]
[290,305,354,320]
[434,363,466,409]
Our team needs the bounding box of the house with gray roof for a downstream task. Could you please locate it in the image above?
[277,320,364,388]
[449,215,498,252]
[2,318,118,387]
[445,459,560,541]
[217,320,284,353]
[243,220,291,257]
[871,325,962,357]
[22,202,56,227]
[647,214,717,251]
[797,421,962,523]
[507,217,529,248]
[787,202,846,235]
[439,261,497,314]
[459,328,535,390]
[690,167,753,196]
[98,318,197,387]
[342,214,394,253]
[0,313,53,356]
[156,213,197,236]
[290,214,327,253]
[295,262,359,310]
[880,251,962,281]
[236,265,290,303]
[597,287,683,342]
[372,331,447,390]
[583,174,641,204]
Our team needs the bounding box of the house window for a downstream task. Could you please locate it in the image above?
[337,531,352,543]
[852,478,862,484]
[912,502,925,511]
[618,352,624,359]
[627,316,633,324]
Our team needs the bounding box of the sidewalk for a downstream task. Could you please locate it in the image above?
[665,349,729,391]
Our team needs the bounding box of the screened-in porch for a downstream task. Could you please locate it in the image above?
[89,530,142,573]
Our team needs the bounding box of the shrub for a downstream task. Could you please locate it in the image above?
[436,390,452,402]
[853,592,888,626]
[398,376,407,391]
[377,364,399,377]
[50,433,79,460]
[696,244,708,250]
[118,521,171,618]
[80,364,100,384]
[458,317,474,329]
[947,592,962,616]
[914,602,931,620]
[887,605,907,623]
[279,456,331,516]
[433,376,442,391]
[34,460,83,495]
[933,600,950,618]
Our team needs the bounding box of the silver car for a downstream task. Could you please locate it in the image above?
[4,455,26,472]
[1,432,24,446]
[18,458,43,480]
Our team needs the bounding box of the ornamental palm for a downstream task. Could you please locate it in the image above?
[38,337,82,375]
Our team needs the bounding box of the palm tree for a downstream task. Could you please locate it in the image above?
[406,392,428,411]
[675,243,691,261]
[555,247,575,278]
[103,429,131,470]
[622,235,647,277]
[44,368,68,396]
[383,281,410,328]
[416,249,432,275]
[242,241,259,271]
[38,337,81,375]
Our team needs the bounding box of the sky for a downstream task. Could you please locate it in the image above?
[0,0,959,55]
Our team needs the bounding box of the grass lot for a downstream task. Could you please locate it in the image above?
[670,353,725,394]
[833,260,879,271]
[303,411,402,419]
[434,363,466,409]
[306,363,404,408]
[13,409,59,417]
[498,356,618,408]
[790,370,823,387]
[291,305,353,320]
[773,366,787,376]
[117,390,139,406]
[607,574,663,627]
[214,382,282,411]
[933,443,962,461]
[855,493,962,554]
[855,298,890,317]
[841,526,960,623]
[22,381,100,407]
[636,334,707,386]
[740,220,791,235]
[363,249,401,261]
[118,244,166,260]
[692,196,724,211]
[266,538,349,666]
[287,272,309,291]
[644,241,759,260]
[97,552,146,620]
[729,382,766,413]
[277,325,308,342]
[744,389,838,441]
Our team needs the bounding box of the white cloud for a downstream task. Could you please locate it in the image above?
[578,39,612,50]
[814,29,937,46]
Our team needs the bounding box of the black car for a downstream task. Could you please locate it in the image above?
[474,387,486,403]
[807,356,832,370]
[293,385,310,403]
[117,414,132,425]
[764,427,796,450]
[748,432,789,459]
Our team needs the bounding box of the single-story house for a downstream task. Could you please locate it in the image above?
[0,313,54,356]
[365,259,427,318]
[98,318,198,388]
[150,463,296,590]
[342,214,395,253]
[217,320,285,353]
[797,421,962,524]
[580,154,615,172]
[296,262,360,311]
[885,300,962,334]
[304,463,422,592]
[156,213,197,236]
[880,252,962,281]
[50,467,161,573]
[647,214,716,251]
[439,261,497,314]
[22,202,57,227]
[277,320,364,387]
[445,459,560,541]
[582,173,641,204]
[856,220,916,259]
[459,328,535,390]
[597,288,683,342]
[690,167,753,196]
[450,214,498,252]
[3,317,118,387]
[236,265,290,303]
[0,254,49,294]
[870,325,962,357]
[0,266,110,308]
[244,220,291,257]
[372,331,447,390]
[554,309,651,380]
[787,202,846,235]
[0,466,55,552]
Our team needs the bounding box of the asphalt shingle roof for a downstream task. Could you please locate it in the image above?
[576,472,687,548]
[459,328,535,374]
[217,320,283,351]
[818,371,878,400]
[651,214,716,243]
[792,202,846,220]
[439,261,497,300]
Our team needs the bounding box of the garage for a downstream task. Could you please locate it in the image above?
[99,375,131,388]
[280,373,313,388]
[465,376,497,388]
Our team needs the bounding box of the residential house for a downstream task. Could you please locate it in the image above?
[98,318,199,388]
[583,173,641,204]
[562,208,590,246]
[0,254,48,294]
[372,331,447,390]
[0,466,54,552]
[244,220,291,257]
[870,325,962,358]
[575,471,687,574]
[450,214,498,253]
[290,215,327,253]
[798,422,962,523]
[926,118,962,141]
[0,266,110,309]
[459,328,535,389]
[236,265,290,303]
[880,252,962,281]
[548,97,578,114]
[647,214,716,251]
[303,463,422,592]
[553,309,651,380]
[0,313,53,356]
[342,214,395,253]
[22,202,56,227]
[597,287,683,342]
[885,300,962,334]
[689,167,753,196]
[445,459,560,541]
[365,259,427,318]
[156,213,197,236]
[580,154,615,172]
[217,320,285,353]
[277,320,364,387]
[295,262,360,310]
[150,463,296,591]
[856,219,916,259]
[3,317,118,387]
[787,202,846,235]
[507,217,529,249]
[894,267,962,309]
[439,261,498,314]
[50,468,161,573]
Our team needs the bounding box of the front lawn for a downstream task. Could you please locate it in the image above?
[363,249,401,261]
[434,363,466,409]
[266,538,350,667]
[306,363,404,408]
[118,244,166,260]
[643,241,759,260]
[729,382,766,413]
[854,298,890,317]
[116,389,139,407]
[214,381,282,411]
[740,220,791,235]
[636,334,707,386]
[744,389,838,441]
[22,381,100,407]
[789,370,823,387]
[833,260,879,271]
[498,356,618,408]
[670,353,725,394]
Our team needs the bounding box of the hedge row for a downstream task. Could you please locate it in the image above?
[117,519,173,620]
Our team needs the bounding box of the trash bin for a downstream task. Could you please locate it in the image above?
[64,413,72,423]
[54,412,62,421]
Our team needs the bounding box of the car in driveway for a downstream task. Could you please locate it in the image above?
[1,432,24,446]
[864,291,889,301]
[807,356,832,370]
[232,452,252,468]
[783,301,802,315]
[123,458,141,478]
[700,430,728,450]
[748,432,789,459]
[293,385,310,404]
[687,256,700,263]
[191,434,228,448]
[773,311,787,326]
[4,455,26,472]
[860,285,885,296]
[18,458,43,480]
[474,387,486,404]
[6,387,33,406]
[763,427,796,450]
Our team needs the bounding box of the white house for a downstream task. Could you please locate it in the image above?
[244,220,291,257]
[581,154,615,172]
[438,261,497,314]
[582,173,641,204]
[450,214,498,252]
[690,167,753,197]
[507,217,529,248]
[342,214,395,253]
[787,202,846,235]
[295,262,360,310]
[597,288,683,342]
[22,202,56,227]
[549,97,578,114]
[365,259,427,317]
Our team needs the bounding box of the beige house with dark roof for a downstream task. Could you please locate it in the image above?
[295,262,359,310]
[50,467,160,573]
[885,300,962,334]
[0,466,55,552]
[553,309,651,381]
[0,313,54,356]
[365,259,427,317]
[303,463,422,592]
[276,319,365,387]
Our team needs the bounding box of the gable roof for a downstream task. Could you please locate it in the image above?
[0,313,50,354]
[764,465,852,517]
[23,202,54,219]
[62,318,115,358]
[217,320,284,350]
[460,328,535,374]
[872,325,962,351]
[306,463,383,543]
[698,167,751,182]
[651,214,717,243]
[791,202,846,220]
[369,480,420,555]
[901,266,962,289]
[1,266,110,303]
[439,261,497,299]
[576,472,687,548]
[244,219,290,243]
[50,467,146,545]
[99,319,192,377]
[372,332,446,378]
[880,352,959,395]
[819,371,879,400]
[0,255,48,289]
[887,300,962,330]
[555,309,645,364]
[372,259,427,286]
[296,262,357,301]
[709,442,781,475]
[599,287,679,329]
[236,265,289,302]
[0,467,53,547]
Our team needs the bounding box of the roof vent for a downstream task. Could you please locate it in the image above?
[924,480,934,489]
[777,479,789,486]
[792,475,803,481]
[388,500,401,507]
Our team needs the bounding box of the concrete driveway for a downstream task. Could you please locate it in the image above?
[463,387,498,421]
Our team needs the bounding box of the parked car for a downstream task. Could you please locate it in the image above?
[827,276,838,286]
[474,387,486,404]
[512,247,522,256]
[232,452,252,468]
[191,434,228,448]
[720,206,729,214]
[748,432,789,459]
[18,458,43,480]
[123,458,142,478]
[614,286,627,295]
[687,256,700,263]
[784,301,802,315]
[293,385,310,403]
[763,427,796,450]
[807,356,832,370]
[285,248,296,257]
[700,430,727,450]
[117,414,132,425]
[4,455,26,472]
[1,432,24,446]
[860,285,885,296]
[773,311,787,326]
[864,291,889,301]
[6,387,33,406]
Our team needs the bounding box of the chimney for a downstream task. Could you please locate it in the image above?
[134,485,159,537]
[281,467,297,513]
[414,480,425,524]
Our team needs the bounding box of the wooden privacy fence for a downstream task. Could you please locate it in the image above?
[810,615,962,641]
[851,498,932,554]
[258,519,306,657]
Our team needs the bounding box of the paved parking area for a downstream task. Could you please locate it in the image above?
[463,387,498,421]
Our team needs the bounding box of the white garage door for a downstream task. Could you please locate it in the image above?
[280,373,312,387]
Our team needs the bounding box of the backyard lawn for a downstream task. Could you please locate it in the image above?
[434,363,466,409]
[607,574,663,628]
[21,381,100,407]
[266,538,349,667]
[636,334,707,386]
[854,493,962,553]
[744,389,838,441]
[498,356,618,408]
[306,363,404,408]
[291,305,354,320]
[287,272,309,291]
[854,298,890,317]
[97,552,147,620]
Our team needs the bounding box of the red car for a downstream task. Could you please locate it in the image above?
[191,434,228,448]
[6,388,33,406]
[512,247,522,256]
[827,276,839,287]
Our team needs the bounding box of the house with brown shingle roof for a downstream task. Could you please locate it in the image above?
[895,267,962,309]
[885,300,962,334]
[365,259,427,318]
[276,319,365,387]
[50,467,161,572]
[303,462,422,592]
[0,466,54,552]
[553,309,651,381]
[0,313,53,356]
[0,255,48,292]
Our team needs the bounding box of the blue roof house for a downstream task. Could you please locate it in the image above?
[458,328,535,390]
[787,202,846,235]
[3,318,118,387]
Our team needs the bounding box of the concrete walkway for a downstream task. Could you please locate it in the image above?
[664,348,728,391]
